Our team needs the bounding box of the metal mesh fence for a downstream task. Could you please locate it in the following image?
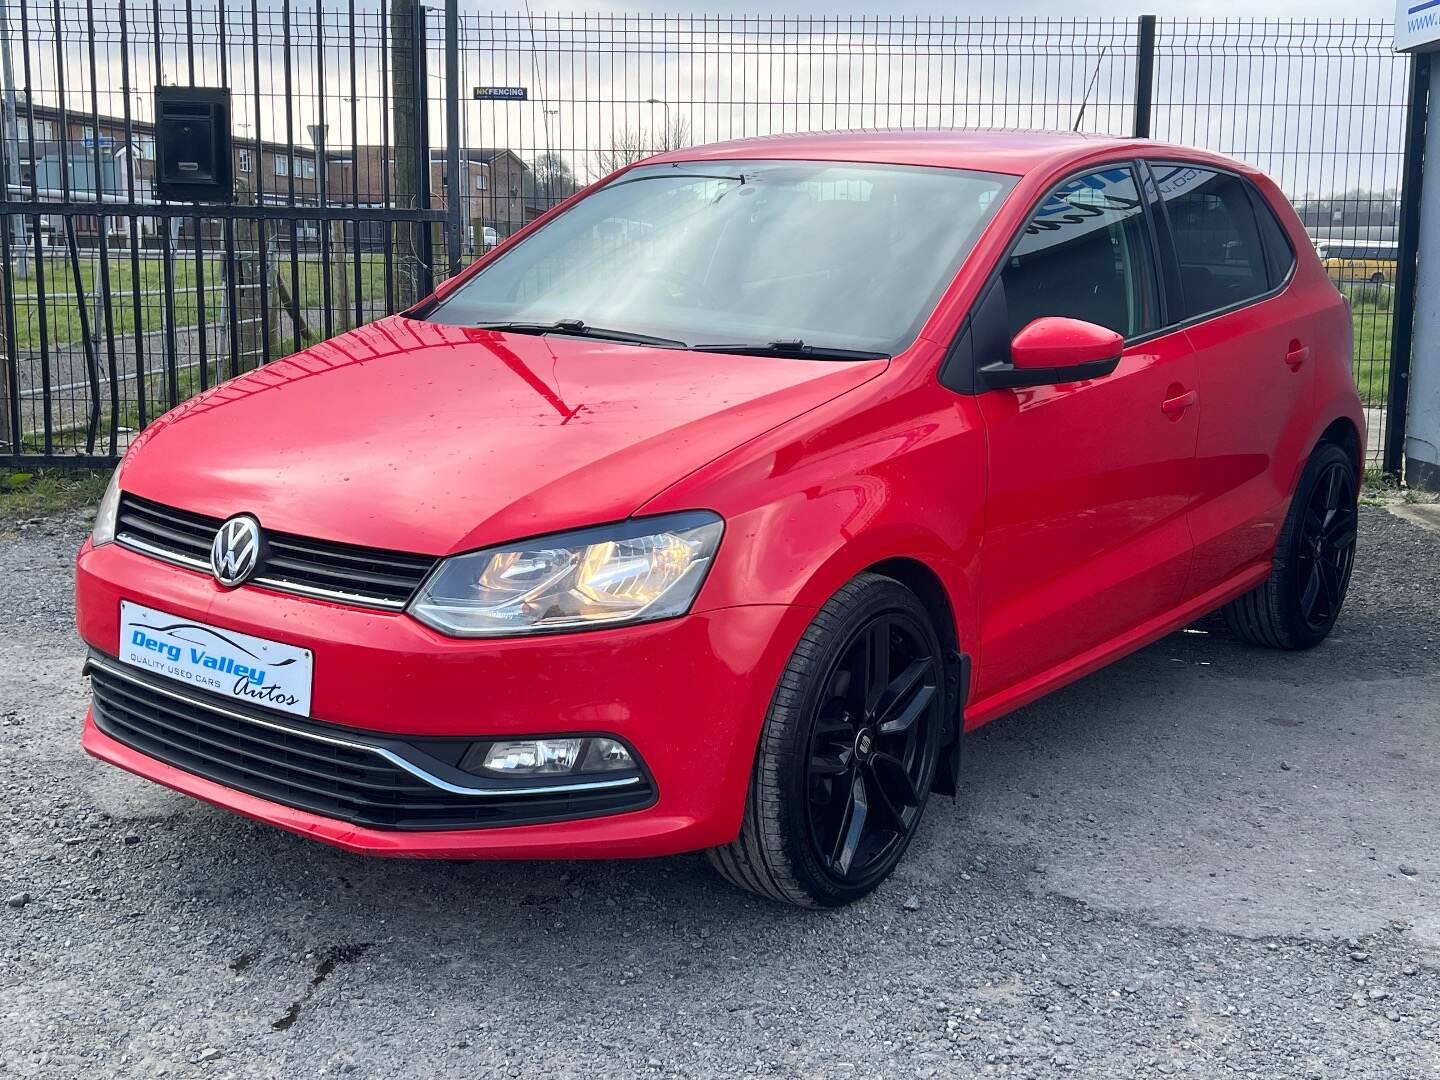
[0,8,1413,466]
[1149,19,1409,460]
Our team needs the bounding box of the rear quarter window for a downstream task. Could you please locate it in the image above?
[1247,185,1298,289]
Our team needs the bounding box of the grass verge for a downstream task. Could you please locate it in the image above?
[0,468,108,527]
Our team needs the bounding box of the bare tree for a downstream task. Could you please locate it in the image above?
[590,117,691,180]
[525,153,579,211]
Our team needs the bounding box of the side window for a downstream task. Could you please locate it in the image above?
[1153,165,1269,316]
[1248,185,1297,289]
[1001,167,1158,340]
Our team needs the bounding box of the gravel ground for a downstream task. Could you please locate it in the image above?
[2,506,1438,1079]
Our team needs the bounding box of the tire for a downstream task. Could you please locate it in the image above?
[1221,441,1358,650]
[1369,271,1386,285]
[707,573,947,907]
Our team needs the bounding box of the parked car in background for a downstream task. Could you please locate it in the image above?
[1315,239,1398,284]
[76,131,1363,907]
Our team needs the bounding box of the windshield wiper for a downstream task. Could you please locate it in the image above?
[474,319,687,349]
[689,339,890,361]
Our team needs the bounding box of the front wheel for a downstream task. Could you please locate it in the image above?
[1222,441,1358,650]
[707,574,947,907]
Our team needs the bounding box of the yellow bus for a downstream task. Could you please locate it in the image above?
[1314,239,1398,285]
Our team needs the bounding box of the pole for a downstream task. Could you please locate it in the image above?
[444,0,461,278]
[1385,52,1429,479]
[0,3,30,279]
[1399,54,1438,489]
[1133,15,1156,140]
[414,1,433,298]
[390,0,422,308]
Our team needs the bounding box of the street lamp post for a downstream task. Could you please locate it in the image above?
[645,97,671,151]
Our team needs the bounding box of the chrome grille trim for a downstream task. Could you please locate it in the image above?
[114,492,437,611]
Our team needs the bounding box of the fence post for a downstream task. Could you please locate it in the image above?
[390,0,423,308]
[1384,52,1430,479]
[1133,15,1156,139]
[414,1,435,298]
[0,269,10,461]
[444,0,462,279]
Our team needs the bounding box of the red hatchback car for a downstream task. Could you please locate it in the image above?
[76,131,1363,907]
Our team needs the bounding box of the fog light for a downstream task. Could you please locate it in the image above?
[462,736,636,777]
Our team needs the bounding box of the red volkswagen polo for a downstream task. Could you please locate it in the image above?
[76,131,1363,907]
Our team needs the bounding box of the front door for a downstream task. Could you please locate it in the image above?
[974,165,1200,703]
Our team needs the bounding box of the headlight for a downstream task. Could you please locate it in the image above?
[90,465,123,547]
[409,511,724,637]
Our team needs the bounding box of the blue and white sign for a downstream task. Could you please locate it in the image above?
[119,600,314,717]
[1396,0,1440,52]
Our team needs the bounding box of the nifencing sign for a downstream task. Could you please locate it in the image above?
[1395,0,1440,52]
[474,87,529,101]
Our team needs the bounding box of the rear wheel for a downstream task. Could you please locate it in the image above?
[1369,271,1386,284]
[707,574,946,907]
[1221,441,1358,650]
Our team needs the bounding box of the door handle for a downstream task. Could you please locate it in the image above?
[1285,343,1310,370]
[1161,389,1198,417]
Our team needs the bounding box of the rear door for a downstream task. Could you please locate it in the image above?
[1145,162,1314,595]
[973,164,1201,700]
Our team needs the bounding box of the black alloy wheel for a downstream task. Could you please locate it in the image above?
[1292,457,1358,633]
[707,573,949,907]
[1223,440,1358,650]
[804,612,940,887]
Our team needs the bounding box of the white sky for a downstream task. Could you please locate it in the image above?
[523,0,1394,16]
[12,1,1407,203]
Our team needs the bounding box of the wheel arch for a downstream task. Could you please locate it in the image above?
[1317,415,1363,480]
[865,556,958,654]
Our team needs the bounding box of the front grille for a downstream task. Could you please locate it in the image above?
[115,493,438,610]
[88,656,656,831]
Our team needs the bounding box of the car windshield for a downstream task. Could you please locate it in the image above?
[423,159,1016,356]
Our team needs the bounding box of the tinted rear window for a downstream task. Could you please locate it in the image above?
[1153,165,1269,318]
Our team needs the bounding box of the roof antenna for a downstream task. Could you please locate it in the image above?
[1071,47,1108,133]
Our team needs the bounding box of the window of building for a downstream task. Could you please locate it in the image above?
[475,174,487,191]
[275,155,289,177]
[238,148,253,173]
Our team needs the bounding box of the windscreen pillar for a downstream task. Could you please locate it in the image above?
[1406,58,1440,490]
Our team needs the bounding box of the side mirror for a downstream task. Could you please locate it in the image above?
[979,317,1124,390]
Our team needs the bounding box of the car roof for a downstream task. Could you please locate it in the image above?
[644,128,1248,178]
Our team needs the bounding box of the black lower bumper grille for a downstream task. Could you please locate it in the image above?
[88,657,655,831]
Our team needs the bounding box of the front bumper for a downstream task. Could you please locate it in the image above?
[76,539,808,858]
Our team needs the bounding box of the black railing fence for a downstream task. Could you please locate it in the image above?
[0,8,1416,467]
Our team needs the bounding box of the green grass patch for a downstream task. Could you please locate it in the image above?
[3,253,394,352]
[0,467,109,526]
[1341,284,1395,408]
